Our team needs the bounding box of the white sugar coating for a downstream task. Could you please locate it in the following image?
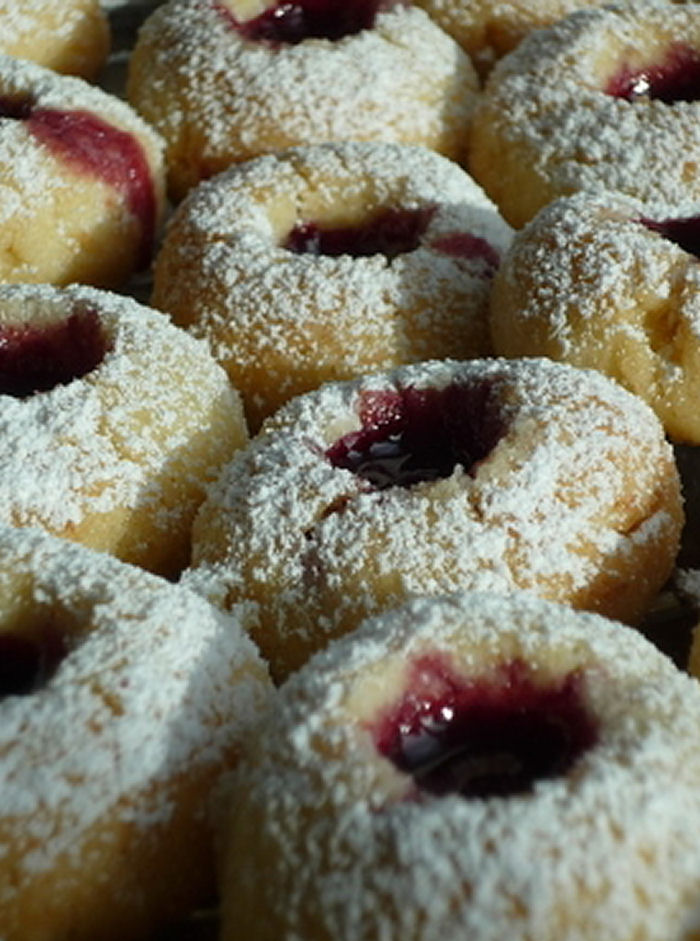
[0,283,221,524]
[412,0,612,75]
[0,53,165,286]
[492,190,700,346]
[0,0,109,81]
[0,522,271,882]
[186,356,682,679]
[126,0,479,199]
[0,282,248,576]
[468,1,700,227]
[489,189,700,443]
[219,591,700,941]
[0,0,108,57]
[0,51,164,195]
[152,140,513,429]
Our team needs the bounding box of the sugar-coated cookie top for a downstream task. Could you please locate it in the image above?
[474,1,700,207]
[130,0,474,143]
[220,591,700,941]
[0,0,109,77]
[154,141,513,400]
[492,190,700,347]
[128,0,478,195]
[189,356,679,674]
[0,283,237,529]
[0,53,164,232]
[194,355,674,594]
[0,523,271,882]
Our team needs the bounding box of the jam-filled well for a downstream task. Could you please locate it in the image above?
[326,381,507,489]
[639,215,700,258]
[371,654,598,799]
[0,624,69,699]
[285,206,500,270]
[215,0,398,45]
[0,95,33,120]
[0,308,108,398]
[285,207,435,259]
[606,43,700,103]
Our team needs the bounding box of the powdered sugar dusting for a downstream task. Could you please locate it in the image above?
[412,0,625,79]
[152,141,513,427]
[0,522,271,887]
[490,189,700,443]
[0,0,101,43]
[0,51,163,187]
[469,2,700,225]
[0,283,242,535]
[187,357,680,677]
[493,191,693,346]
[127,0,478,197]
[0,53,165,284]
[219,592,700,941]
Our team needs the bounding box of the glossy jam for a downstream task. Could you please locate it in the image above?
[215,0,397,44]
[640,214,700,258]
[606,43,700,103]
[372,654,598,799]
[0,627,69,698]
[285,207,434,259]
[1,98,156,267]
[326,382,506,489]
[0,309,107,398]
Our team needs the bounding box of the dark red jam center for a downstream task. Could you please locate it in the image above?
[372,655,598,799]
[0,95,32,120]
[0,627,69,698]
[431,232,501,272]
[215,0,396,44]
[326,382,506,489]
[1,98,156,268]
[606,43,700,103]
[285,207,434,259]
[639,215,700,258]
[0,308,107,398]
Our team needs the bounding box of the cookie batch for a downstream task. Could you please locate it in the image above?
[3,1,700,939]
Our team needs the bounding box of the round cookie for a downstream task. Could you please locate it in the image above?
[0,522,272,941]
[0,282,248,579]
[185,356,682,680]
[468,2,700,228]
[489,190,700,444]
[0,53,165,288]
[152,141,513,431]
[126,0,479,201]
[412,0,610,78]
[0,0,110,79]
[219,591,700,941]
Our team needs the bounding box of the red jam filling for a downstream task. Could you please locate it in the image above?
[371,654,598,799]
[431,232,501,272]
[1,99,156,268]
[215,0,398,44]
[0,626,69,698]
[0,308,108,398]
[326,382,506,489]
[639,214,700,258]
[285,207,435,259]
[606,43,700,103]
